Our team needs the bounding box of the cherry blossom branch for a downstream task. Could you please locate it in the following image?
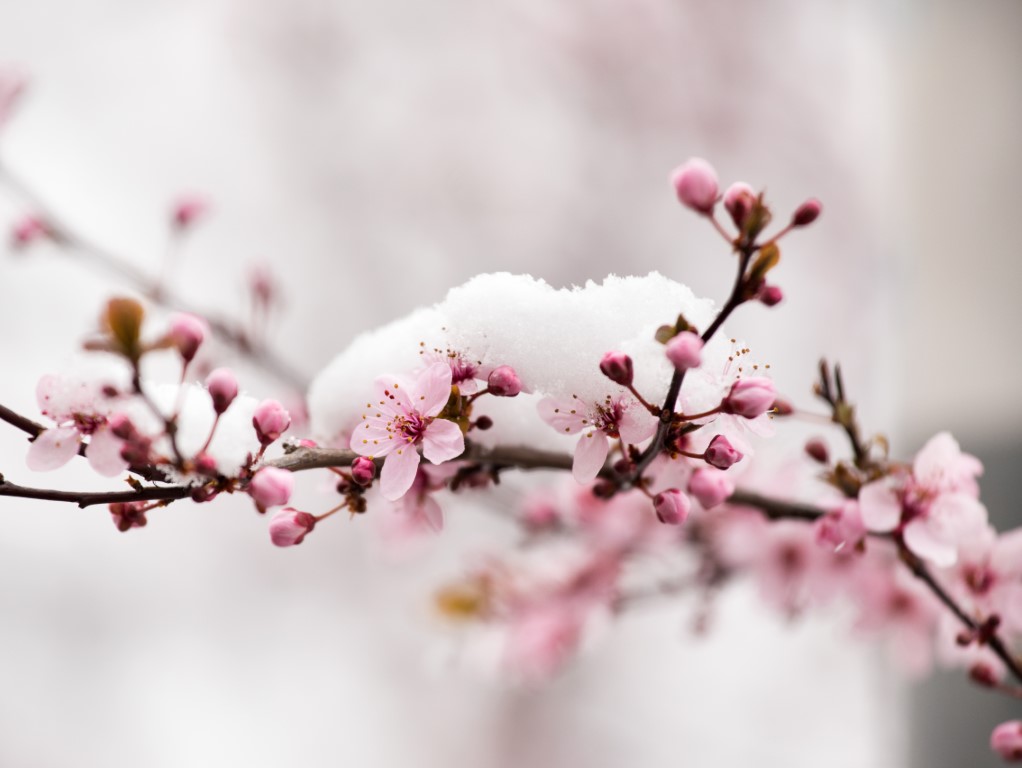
[0,473,190,508]
[0,160,309,391]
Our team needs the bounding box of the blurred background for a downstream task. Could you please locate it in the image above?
[0,0,1019,765]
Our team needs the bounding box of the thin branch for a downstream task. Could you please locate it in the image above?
[0,159,309,392]
[0,476,191,508]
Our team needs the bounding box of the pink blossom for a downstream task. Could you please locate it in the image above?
[171,195,208,229]
[653,489,690,525]
[859,433,987,567]
[167,313,207,363]
[350,362,465,501]
[252,399,291,445]
[26,375,128,477]
[665,331,704,371]
[704,434,743,470]
[671,158,719,215]
[421,348,489,394]
[539,394,656,484]
[110,501,149,532]
[722,377,776,418]
[206,368,239,415]
[723,181,755,228]
[350,456,376,486]
[687,467,734,509]
[487,365,522,397]
[948,525,1022,634]
[791,198,822,227]
[268,508,316,547]
[248,467,294,510]
[11,214,48,248]
[991,721,1022,762]
[598,352,633,387]
[814,501,867,554]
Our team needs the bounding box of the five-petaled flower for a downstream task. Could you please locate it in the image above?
[538,394,656,483]
[350,362,465,500]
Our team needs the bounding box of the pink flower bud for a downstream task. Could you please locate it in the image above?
[109,501,148,532]
[653,489,691,525]
[107,413,136,440]
[791,198,822,227]
[11,214,48,247]
[599,352,634,387]
[687,467,735,508]
[248,467,293,510]
[991,721,1022,762]
[252,399,291,445]
[268,507,316,547]
[351,456,376,486]
[723,182,756,229]
[805,438,829,464]
[172,195,208,229]
[206,368,239,415]
[664,332,704,371]
[488,365,522,397]
[723,377,776,418]
[758,284,783,307]
[193,452,218,476]
[671,158,719,215]
[168,313,207,363]
[704,434,743,470]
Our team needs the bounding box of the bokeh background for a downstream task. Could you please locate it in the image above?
[0,0,1019,765]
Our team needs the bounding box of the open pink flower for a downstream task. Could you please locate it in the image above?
[25,374,128,477]
[860,432,987,567]
[350,362,464,500]
[539,394,656,484]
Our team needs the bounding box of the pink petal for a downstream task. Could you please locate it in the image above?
[859,479,902,532]
[618,405,657,444]
[412,362,454,417]
[422,418,464,464]
[26,426,80,472]
[538,397,587,435]
[85,427,129,477]
[904,518,958,568]
[572,431,609,483]
[380,446,421,501]
[371,374,414,416]
[411,494,444,533]
[350,417,398,457]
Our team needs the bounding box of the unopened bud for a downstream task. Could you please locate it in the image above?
[109,501,148,532]
[268,507,316,547]
[193,452,218,476]
[11,214,48,247]
[687,467,735,509]
[759,284,783,307]
[671,158,719,215]
[351,456,376,486]
[247,466,293,510]
[969,662,998,687]
[791,198,822,227]
[704,434,743,470]
[252,399,291,445]
[664,332,704,371]
[206,368,239,415]
[599,351,634,387]
[991,721,1022,762]
[653,489,691,525]
[168,313,207,363]
[474,415,493,431]
[172,195,208,229]
[487,366,522,397]
[723,377,776,418]
[805,438,829,464]
[723,182,756,229]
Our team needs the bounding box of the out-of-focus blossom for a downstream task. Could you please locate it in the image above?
[247,467,294,510]
[671,158,719,215]
[269,508,316,547]
[665,331,704,371]
[991,721,1022,762]
[252,399,291,445]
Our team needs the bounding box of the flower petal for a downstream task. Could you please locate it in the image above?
[350,417,398,457]
[410,494,444,533]
[26,427,80,472]
[572,431,609,484]
[422,418,464,464]
[412,362,454,417]
[380,446,421,501]
[904,518,958,568]
[618,405,657,444]
[85,426,129,477]
[859,479,902,532]
[538,397,587,435]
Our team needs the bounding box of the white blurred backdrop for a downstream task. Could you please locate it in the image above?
[0,0,1018,766]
